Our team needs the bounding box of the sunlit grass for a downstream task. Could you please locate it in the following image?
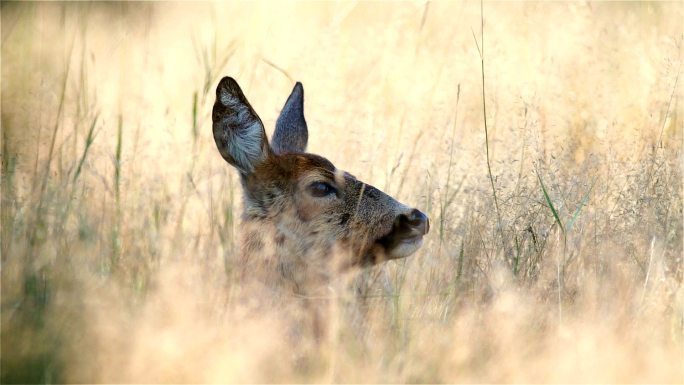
[1,1,682,383]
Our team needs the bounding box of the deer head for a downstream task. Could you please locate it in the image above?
[212,77,429,272]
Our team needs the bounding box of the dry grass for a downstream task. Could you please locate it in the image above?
[2,1,683,383]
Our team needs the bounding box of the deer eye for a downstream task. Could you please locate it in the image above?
[308,181,338,198]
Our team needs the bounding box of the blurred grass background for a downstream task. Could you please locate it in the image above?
[1,1,683,382]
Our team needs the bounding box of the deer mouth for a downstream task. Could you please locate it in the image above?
[376,231,425,260]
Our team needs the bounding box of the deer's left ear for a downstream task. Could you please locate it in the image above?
[272,82,308,154]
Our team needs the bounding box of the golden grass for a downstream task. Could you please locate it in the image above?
[2,1,683,383]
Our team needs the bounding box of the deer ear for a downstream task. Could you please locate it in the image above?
[212,77,271,174]
[272,82,308,154]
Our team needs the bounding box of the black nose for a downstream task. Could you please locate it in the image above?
[401,209,429,235]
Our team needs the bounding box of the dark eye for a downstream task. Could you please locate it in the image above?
[308,181,338,198]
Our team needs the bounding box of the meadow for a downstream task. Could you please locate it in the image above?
[1,1,682,382]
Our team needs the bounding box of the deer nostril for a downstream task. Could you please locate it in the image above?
[402,209,429,235]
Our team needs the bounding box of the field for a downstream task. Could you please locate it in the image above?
[2,1,683,383]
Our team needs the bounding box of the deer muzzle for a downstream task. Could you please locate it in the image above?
[376,208,430,259]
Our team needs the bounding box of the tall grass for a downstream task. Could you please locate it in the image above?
[2,1,683,383]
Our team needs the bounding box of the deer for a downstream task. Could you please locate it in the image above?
[212,76,429,303]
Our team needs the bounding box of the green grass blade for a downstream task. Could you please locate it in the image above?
[567,177,597,231]
[536,170,564,234]
[191,91,198,142]
[115,115,123,200]
[72,114,99,183]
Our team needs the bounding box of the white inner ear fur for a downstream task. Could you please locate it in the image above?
[228,120,266,173]
[219,88,239,107]
[219,88,267,173]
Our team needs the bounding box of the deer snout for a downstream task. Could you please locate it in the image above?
[392,209,429,241]
[375,208,429,261]
[400,209,430,236]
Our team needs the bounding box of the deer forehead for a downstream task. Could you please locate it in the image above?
[255,153,338,184]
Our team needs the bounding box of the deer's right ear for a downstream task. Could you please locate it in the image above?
[212,77,271,174]
[272,82,308,154]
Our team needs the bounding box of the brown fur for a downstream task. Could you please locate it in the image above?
[213,76,429,297]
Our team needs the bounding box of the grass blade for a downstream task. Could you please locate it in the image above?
[567,177,597,231]
[536,170,564,234]
[73,114,99,183]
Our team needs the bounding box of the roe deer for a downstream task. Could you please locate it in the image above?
[212,77,429,293]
